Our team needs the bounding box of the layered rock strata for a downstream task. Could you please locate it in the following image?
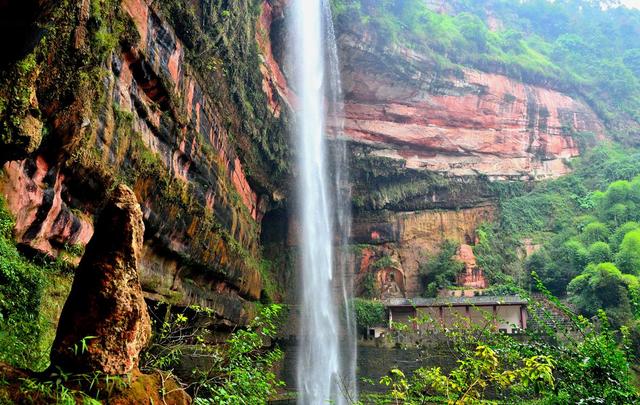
[0,0,290,326]
[338,32,605,180]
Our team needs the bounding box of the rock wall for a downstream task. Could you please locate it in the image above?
[338,32,604,180]
[253,2,610,300]
[331,18,605,298]
[0,0,289,326]
[352,206,496,297]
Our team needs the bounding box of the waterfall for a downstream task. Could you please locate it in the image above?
[291,0,356,403]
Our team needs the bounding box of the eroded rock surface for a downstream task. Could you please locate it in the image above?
[0,0,292,328]
[353,206,495,297]
[338,33,604,180]
[50,185,151,375]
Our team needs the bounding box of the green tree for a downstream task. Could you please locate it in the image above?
[604,180,632,207]
[581,222,610,245]
[588,241,611,264]
[623,48,640,77]
[568,263,633,326]
[420,240,464,297]
[528,240,588,295]
[605,202,634,226]
[610,221,640,250]
[615,230,640,275]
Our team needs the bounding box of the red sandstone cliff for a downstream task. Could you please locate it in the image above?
[338,33,605,180]
[0,0,289,326]
[259,5,605,182]
[256,3,608,299]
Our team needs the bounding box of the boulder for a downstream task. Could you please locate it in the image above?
[50,184,151,375]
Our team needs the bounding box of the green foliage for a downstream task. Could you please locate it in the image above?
[474,145,640,299]
[0,51,40,155]
[198,305,284,404]
[369,275,639,404]
[615,230,640,276]
[474,223,523,286]
[381,346,554,404]
[361,272,379,299]
[581,221,610,245]
[588,241,612,264]
[0,198,46,369]
[371,255,395,270]
[142,304,285,404]
[610,221,640,249]
[420,240,464,297]
[353,298,386,333]
[526,238,589,296]
[257,258,281,304]
[568,263,635,327]
[500,190,575,236]
[17,371,127,404]
[469,143,640,332]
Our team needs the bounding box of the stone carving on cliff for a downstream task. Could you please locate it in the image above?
[455,244,487,290]
[50,184,151,375]
[379,269,405,299]
[375,255,406,299]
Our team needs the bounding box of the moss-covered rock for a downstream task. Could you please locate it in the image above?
[0,0,289,328]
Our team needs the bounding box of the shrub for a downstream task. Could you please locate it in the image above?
[141,304,285,404]
[353,298,386,334]
[610,221,640,250]
[0,197,47,369]
[568,263,634,327]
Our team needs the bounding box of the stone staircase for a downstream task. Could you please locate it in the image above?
[527,293,576,333]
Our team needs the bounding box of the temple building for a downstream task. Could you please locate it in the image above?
[385,296,528,334]
[381,244,528,335]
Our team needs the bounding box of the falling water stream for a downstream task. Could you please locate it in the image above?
[291,0,356,403]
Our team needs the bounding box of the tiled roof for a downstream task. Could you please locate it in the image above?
[384,295,528,307]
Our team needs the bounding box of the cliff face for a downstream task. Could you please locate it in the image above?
[252,3,609,300]
[332,23,606,298]
[352,205,496,297]
[339,32,604,181]
[0,0,613,322]
[0,0,289,326]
